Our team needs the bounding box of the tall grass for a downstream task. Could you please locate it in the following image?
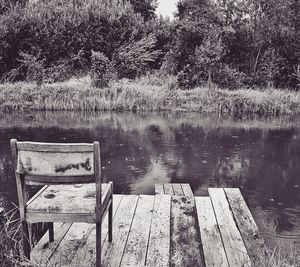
[0,206,31,267]
[257,243,300,267]
[0,76,299,115]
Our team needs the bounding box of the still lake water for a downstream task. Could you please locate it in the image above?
[0,111,300,249]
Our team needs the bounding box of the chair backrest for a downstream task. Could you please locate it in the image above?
[10,139,101,185]
[10,139,102,221]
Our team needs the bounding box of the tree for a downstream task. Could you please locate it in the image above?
[164,0,226,88]
[0,0,27,14]
[214,0,300,88]
[129,0,158,21]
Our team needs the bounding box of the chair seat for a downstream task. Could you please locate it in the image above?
[26,183,112,223]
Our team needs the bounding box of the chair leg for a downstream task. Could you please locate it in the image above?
[22,221,31,259]
[49,222,54,243]
[96,222,102,267]
[108,197,113,242]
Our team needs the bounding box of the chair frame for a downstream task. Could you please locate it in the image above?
[10,139,113,267]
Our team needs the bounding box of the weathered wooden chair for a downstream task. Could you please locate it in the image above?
[10,139,113,267]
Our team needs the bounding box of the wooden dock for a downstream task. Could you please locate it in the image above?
[30,183,265,267]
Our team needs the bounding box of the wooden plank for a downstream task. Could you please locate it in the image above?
[46,222,94,266]
[163,184,174,195]
[101,195,139,267]
[224,188,266,265]
[121,195,155,266]
[181,184,194,197]
[31,222,72,266]
[195,197,229,267]
[27,184,111,224]
[66,195,124,266]
[27,183,109,215]
[25,174,95,184]
[154,183,164,194]
[17,142,94,152]
[172,184,184,196]
[209,188,251,267]
[94,141,103,267]
[170,196,204,267]
[146,194,171,267]
[18,150,94,176]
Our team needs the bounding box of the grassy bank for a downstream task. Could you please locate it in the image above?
[0,76,299,115]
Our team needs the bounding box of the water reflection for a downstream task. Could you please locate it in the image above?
[0,111,299,248]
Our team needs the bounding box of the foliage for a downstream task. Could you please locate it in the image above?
[213,65,246,90]
[293,65,300,90]
[129,0,158,21]
[91,51,113,88]
[0,76,299,115]
[0,0,27,14]
[0,0,299,89]
[18,51,45,86]
[0,207,24,266]
[161,0,300,90]
[0,0,155,82]
[113,33,161,79]
[215,0,300,88]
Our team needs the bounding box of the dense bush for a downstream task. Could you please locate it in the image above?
[176,64,198,89]
[0,0,160,83]
[213,65,246,90]
[91,51,113,88]
[113,33,161,79]
[0,0,299,90]
[162,0,300,90]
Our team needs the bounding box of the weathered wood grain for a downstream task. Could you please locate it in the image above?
[146,194,171,267]
[94,141,103,267]
[195,197,229,267]
[163,184,174,195]
[28,187,259,267]
[154,183,164,194]
[121,195,155,266]
[25,174,95,184]
[224,188,266,265]
[171,196,204,267]
[209,188,251,267]
[47,222,93,266]
[17,142,94,152]
[181,183,194,197]
[31,222,72,266]
[27,183,109,215]
[17,150,94,176]
[66,195,124,267]
[101,195,139,267]
[172,184,184,196]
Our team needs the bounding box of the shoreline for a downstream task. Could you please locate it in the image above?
[0,76,299,115]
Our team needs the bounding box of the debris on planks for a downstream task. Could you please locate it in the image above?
[171,195,204,267]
